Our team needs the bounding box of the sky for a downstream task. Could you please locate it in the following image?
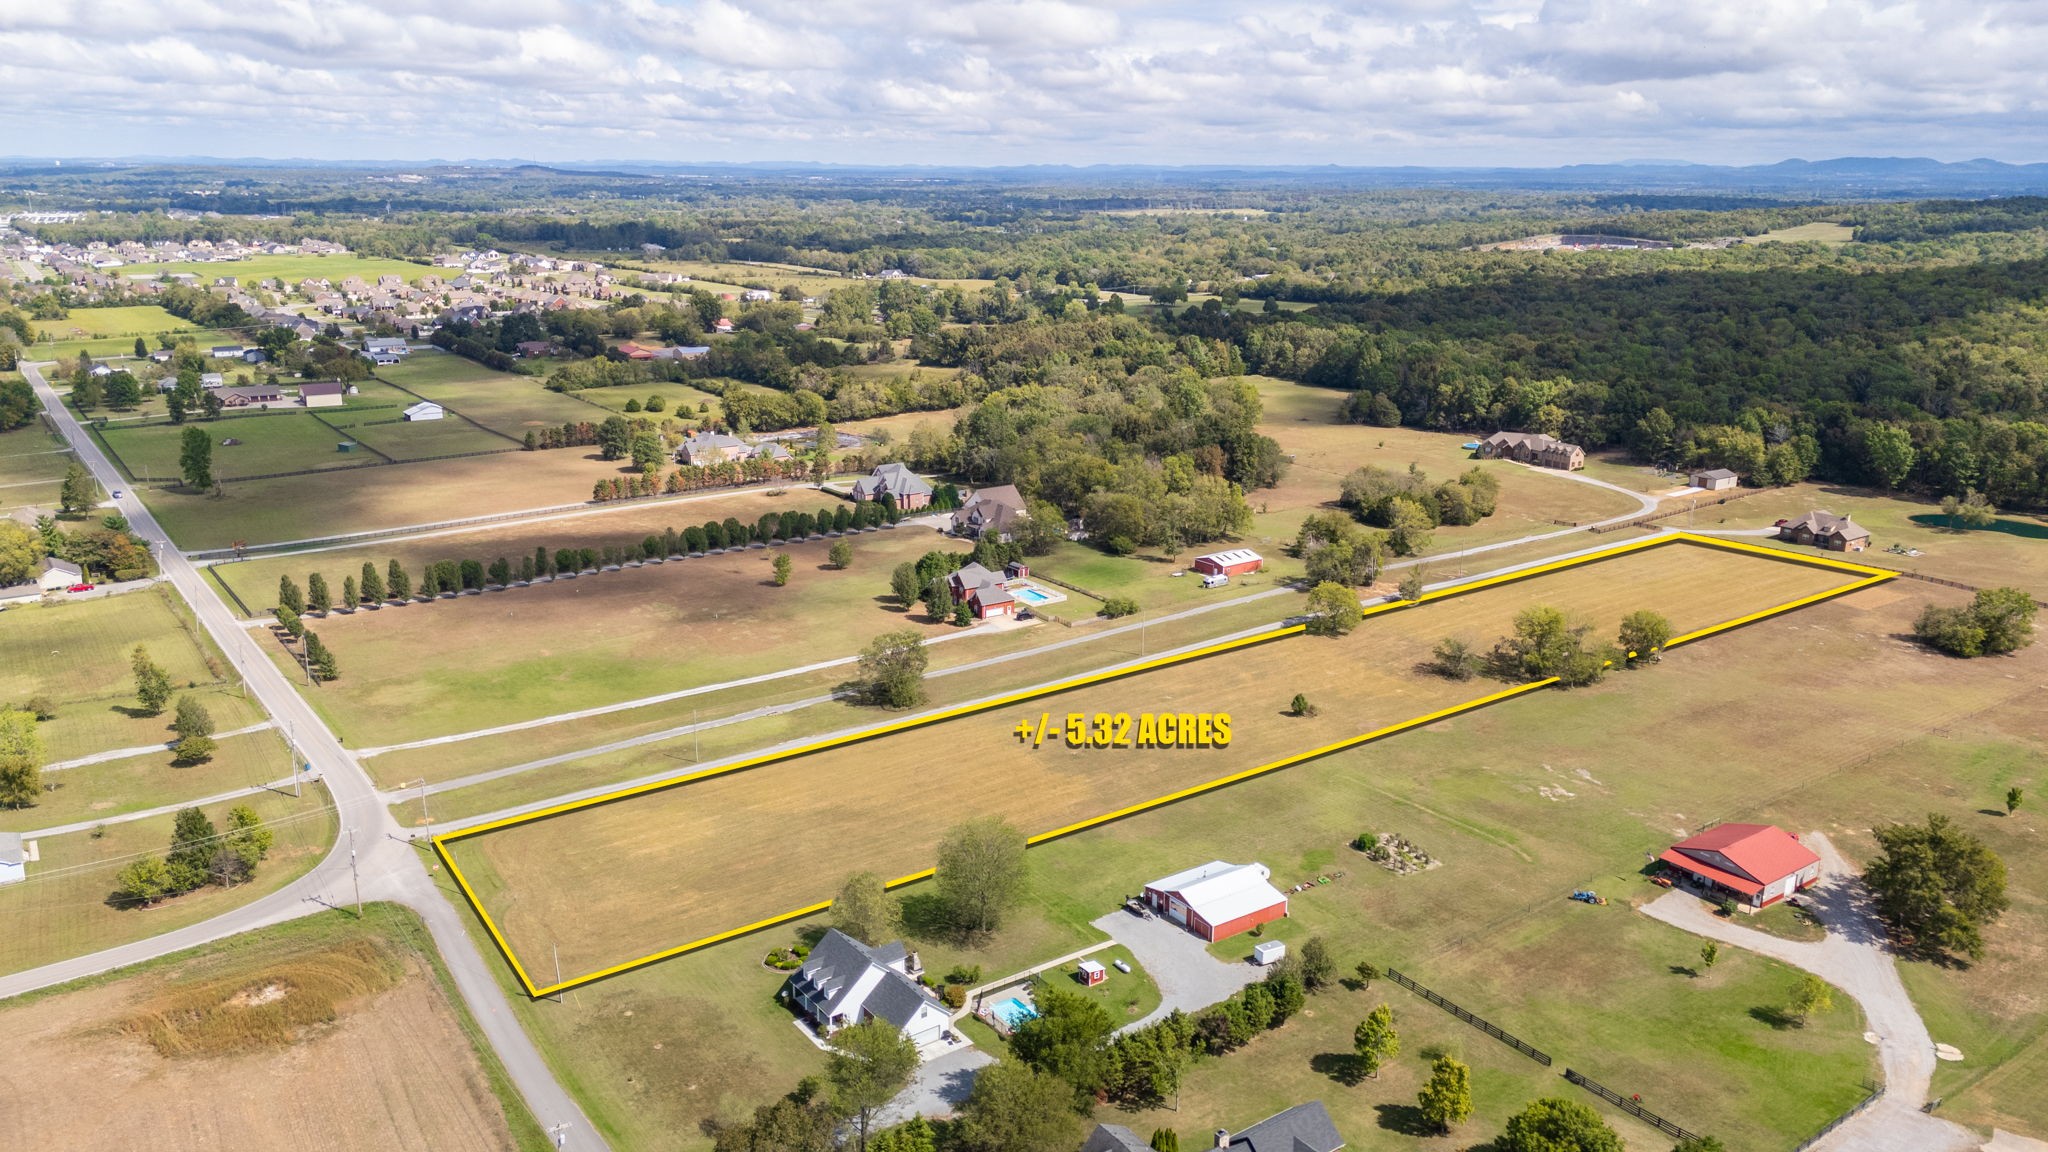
[1,0,2045,167]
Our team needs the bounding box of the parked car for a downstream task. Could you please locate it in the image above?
[66,583,96,593]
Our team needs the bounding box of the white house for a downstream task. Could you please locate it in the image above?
[783,929,951,1049]
[1691,468,1739,492]
[209,345,245,359]
[402,401,445,422]
[0,832,29,886]
[364,336,410,358]
[39,557,83,591]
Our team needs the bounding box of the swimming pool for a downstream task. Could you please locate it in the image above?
[1011,585,1056,604]
[991,997,1038,1028]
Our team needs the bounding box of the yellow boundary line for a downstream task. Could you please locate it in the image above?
[434,532,1893,997]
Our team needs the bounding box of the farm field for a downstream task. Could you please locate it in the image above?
[30,305,200,341]
[431,573,2009,1152]
[30,328,247,362]
[567,379,723,416]
[0,419,74,511]
[374,351,611,436]
[444,539,1865,988]
[1751,221,1858,244]
[135,446,660,550]
[836,405,962,447]
[119,253,434,286]
[0,587,269,762]
[100,412,376,482]
[1245,376,1646,546]
[0,905,548,1152]
[269,524,978,747]
[0,785,335,976]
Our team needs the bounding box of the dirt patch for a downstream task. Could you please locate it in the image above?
[123,936,400,1058]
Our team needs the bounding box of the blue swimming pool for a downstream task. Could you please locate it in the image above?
[992,997,1038,1028]
[1012,586,1056,604]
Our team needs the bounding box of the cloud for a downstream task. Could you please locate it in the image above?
[0,0,2042,164]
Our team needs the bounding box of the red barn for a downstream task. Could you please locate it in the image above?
[1659,824,1821,909]
[1142,861,1288,942]
[1193,549,1264,578]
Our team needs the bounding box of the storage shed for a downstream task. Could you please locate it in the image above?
[1142,861,1288,942]
[1193,549,1264,578]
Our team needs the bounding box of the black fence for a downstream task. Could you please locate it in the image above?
[1564,1069,1700,1142]
[1793,1082,1883,1151]
[1386,969,1551,1066]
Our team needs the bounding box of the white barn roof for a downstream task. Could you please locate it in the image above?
[1197,548,1263,567]
[1146,861,1285,926]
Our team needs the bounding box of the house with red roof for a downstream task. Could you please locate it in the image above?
[1658,823,1821,909]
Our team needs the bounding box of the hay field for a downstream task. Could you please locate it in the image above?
[282,525,971,747]
[136,447,659,550]
[1752,222,1857,245]
[449,541,1862,983]
[119,253,432,286]
[0,587,268,761]
[1245,376,1643,544]
[375,352,607,436]
[0,906,545,1152]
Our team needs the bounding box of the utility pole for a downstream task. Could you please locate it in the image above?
[553,943,565,1004]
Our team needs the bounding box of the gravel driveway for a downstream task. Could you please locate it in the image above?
[1092,909,1263,1032]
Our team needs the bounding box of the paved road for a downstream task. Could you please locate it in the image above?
[2,363,609,1152]
[1092,910,1263,1033]
[1640,833,1978,1152]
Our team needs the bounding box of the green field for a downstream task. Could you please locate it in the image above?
[374,352,607,436]
[568,380,722,417]
[120,253,433,287]
[1751,222,1857,245]
[30,305,199,341]
[100,412,375,482]
[0,420,74,512]
[0,785,335,976]
[2,728,294,833]
[433,581,1988,1152]
[0,587,266,762]
[29,328,249,362]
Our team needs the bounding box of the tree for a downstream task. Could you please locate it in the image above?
[166,806,219,890]
[922,577,956,622]
[1941,488,1997,530]
[1618,609,1672,665]
[1699,941,1719,972]
[0,520,43,586]
[1149,1130,1181,1152]
[1397,567,1426,602]
[870,1117,938,1152]
[830,539,854,570]
[1788,974,1834,1025]
[1384,496,1434,556]
[1970,588,2037,654]
[1299,937,1335,991]
[1353,1003,1399,1079]
[1863,813,2009,961]
[341,575,359,611]
[134,336,149,358]
[953,1060,1085,1152]
[274,605,303,640]
[631,430,665,471]
[59,460,97,514]
[1491,605,1609,686]
[1858,422,1916,490]
[1354,961,1381,989]
[131,645,172,715]
[1428,637,1478,680]
[1012,979,1118,1094]
[386,559,409,600]
[2007,786,2024,816]
[1289,693,1316,717]
[827,1019,919,1152]
[115,856,175,905]
[1416,1054,1474,1133]
[1497,1098,1624,1152]
[172,695,216,763]
[178,425,213,489]
[306,572,331,614]
[1304,581,1362,636]
[833,871,894,944]
[772,553,793,586]
[597,415,632,461]
[890,562,922,609]
[305,631,340,681]
[711,1086,838,1152]
[935,816,1026,935]
[856,628,929,709]
[0,709,45,809]
[277,574,305,615]
[225,804,273,872]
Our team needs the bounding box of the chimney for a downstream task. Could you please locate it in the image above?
[1214,1130,1230,1150]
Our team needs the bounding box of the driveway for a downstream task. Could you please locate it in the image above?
[1092,910,1263,1032]
[873,1045,993,1127]
[1639,832,1977,1152]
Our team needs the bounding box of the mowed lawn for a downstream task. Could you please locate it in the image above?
[2,728,294,833]
[100,413,375,482]
[30,305,200,341]
[435,570,1998,1152]
[1247,376,1644,547]
[0,905,548,1152]
[374,352,604,437]
[0,786,335,976]
[0,587,266,762]
[0,421,74,512]
[276,524,974,747]
[136,446,669,549]
[448,541,1862,984]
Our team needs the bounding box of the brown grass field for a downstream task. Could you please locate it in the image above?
[0,906,544,1151]
[447,541,1863,984]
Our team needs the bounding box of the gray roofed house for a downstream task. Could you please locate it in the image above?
[783,929,951,1049]
[0,831,26,885]
[1081,1124,1154,1152]
[677,430,752,465]
[850,462,935,510]
[1222,1101,1345,1152]
[1778,509,1871,552]
[953,483,1029,541]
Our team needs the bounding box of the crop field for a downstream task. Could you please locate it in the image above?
[1247,376,1644,545]
[0,905,547,1152]
[0,786,335,977]
[270,523,975,747]
[119,253,433,286]
[100,412,375,482]
[136,447,657,550]
[30,305,200,341]
[441,537,1878,992]
[374,352,604,436]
